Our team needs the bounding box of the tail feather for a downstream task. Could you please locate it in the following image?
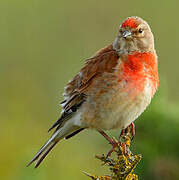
[27,128,63,167]
[27,137,59,167]
[34,140,59,168]
[27,121,83,168]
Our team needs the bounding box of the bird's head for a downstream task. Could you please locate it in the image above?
[113,16,155,54]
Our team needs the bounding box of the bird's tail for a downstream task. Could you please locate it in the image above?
[27,139,59,168]
[27,122,82,168]
[27,129,62,168]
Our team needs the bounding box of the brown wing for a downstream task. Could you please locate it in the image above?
[48,44,119,131]
[64,44,119,96]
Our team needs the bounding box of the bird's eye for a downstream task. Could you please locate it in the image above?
[138,28,143,33]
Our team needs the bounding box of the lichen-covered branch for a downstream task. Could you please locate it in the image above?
[84,133,142,180]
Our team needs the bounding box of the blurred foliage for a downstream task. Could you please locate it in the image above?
[0,0,179,180]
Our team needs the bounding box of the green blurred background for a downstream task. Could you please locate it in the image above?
[1,0,179,179]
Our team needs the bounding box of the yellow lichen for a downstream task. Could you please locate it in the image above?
[84,133,141,180]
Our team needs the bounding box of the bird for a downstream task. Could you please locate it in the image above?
[27,16,159,168]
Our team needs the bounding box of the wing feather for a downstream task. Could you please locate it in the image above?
[49,44,119,131]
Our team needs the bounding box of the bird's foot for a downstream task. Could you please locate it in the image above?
[119,123,135,156]
[120,122,135,140]
[106,137,119,157]
[98,124,135,158]
[106,135,132,160]
[130,122,135,139]
[105,135,131,158]
[98,130,120,157]
[119,135,131,156]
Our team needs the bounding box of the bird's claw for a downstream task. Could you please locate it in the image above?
[106,137,120,157]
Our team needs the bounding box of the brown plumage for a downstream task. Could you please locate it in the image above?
[27,16,159,168]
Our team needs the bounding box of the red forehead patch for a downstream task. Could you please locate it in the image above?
[121,18,138,28]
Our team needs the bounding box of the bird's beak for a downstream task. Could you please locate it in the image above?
[122,30,132,38]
